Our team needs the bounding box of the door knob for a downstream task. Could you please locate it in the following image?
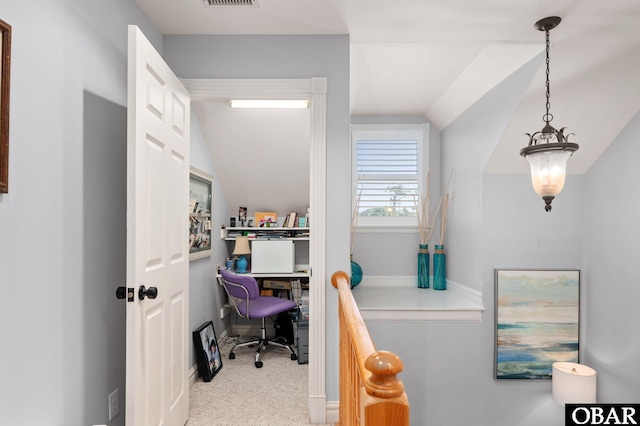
[138,285,158,300]
[116,287,134,302]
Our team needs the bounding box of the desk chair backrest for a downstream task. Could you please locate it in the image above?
[219,269,260,319]
[220,269,259,299]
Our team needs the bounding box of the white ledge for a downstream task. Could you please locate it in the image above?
[351,275,485,322]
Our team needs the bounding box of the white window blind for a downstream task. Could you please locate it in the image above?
[352,124,429,228]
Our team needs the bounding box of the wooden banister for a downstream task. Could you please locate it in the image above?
[332,271,410,426]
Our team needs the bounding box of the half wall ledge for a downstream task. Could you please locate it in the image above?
[351,276,484,322]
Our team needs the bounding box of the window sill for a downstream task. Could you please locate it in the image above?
[351,276,485,322]
[355,225,418,234]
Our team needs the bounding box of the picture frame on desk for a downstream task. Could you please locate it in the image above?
[255,211,277,227]
[193,321,222,382]
[238,207,247,226]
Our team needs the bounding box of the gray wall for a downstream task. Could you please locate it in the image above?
[441,54,543,292]
[582,111,640,402]
[0,0,160,424]
[82,91,127,426]
[188,112,230,366]
[162,34,351,401]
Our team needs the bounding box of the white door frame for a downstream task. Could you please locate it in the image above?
[182,77,328,423]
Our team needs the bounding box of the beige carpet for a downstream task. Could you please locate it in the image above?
[187,335,328,426]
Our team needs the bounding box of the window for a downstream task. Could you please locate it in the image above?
[351,124,429,229]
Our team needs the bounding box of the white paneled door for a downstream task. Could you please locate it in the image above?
[126,25,190,426]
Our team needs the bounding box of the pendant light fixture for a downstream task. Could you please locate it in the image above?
[521,16,578,212]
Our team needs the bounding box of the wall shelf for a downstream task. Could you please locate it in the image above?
[221,226,310,277]
[222,227,310,241]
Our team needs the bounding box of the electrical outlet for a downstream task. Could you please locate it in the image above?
[108,388,119,421]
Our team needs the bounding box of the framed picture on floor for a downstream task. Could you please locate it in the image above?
[193,321,223,382]
[495,269,580,380]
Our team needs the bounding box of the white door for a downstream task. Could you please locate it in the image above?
[126,25,190,426]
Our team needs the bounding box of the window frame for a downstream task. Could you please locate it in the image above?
[351,123,429,231]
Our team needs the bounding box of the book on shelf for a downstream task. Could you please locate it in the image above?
[287,211,298,228]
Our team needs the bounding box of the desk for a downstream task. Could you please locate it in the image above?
[215,270,309,279]
[216,269,308,302]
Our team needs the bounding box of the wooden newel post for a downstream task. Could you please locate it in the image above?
[364,351,405,398]
[332,270,410,426]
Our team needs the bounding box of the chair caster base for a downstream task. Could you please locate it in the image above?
[229,352,235,359]
[291,353,298,361]
[255,361,263,368]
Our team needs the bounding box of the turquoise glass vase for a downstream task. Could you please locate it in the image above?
[433,244,446,290]
[350,256,363,289]
[417,244,429,288]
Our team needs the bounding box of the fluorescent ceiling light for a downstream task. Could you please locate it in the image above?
[229,100,310,109]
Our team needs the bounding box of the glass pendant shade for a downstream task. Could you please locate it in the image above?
[526,149,572,197]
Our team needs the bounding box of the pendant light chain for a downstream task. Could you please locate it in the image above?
[544,29,552,125]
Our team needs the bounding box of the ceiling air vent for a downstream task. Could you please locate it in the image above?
[203,0,258,6]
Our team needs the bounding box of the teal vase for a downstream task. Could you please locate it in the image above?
[433,244,446,290]
[417,244,429,288]
[350,256,363,289]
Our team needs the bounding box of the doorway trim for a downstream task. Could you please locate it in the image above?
[182,77,328,423]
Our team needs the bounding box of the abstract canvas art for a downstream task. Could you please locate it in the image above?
[495,269,580,380]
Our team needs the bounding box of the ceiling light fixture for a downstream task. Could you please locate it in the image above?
[520,16,578,212]
[229,100,310,109]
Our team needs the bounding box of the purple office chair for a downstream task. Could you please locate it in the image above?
[219,269,298,368]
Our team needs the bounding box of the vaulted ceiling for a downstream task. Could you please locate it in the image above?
[137,0,640,178]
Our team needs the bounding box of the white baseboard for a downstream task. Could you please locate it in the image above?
[325,401,339,424]
[309,394,327,424]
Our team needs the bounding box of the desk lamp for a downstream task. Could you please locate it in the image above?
[552,362,597,406]
[232,236,251,274]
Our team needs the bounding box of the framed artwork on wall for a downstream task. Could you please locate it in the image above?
[495,269,580,380]
[0,18,11,193]
[193,321,223,382]
[189,166,213,261]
